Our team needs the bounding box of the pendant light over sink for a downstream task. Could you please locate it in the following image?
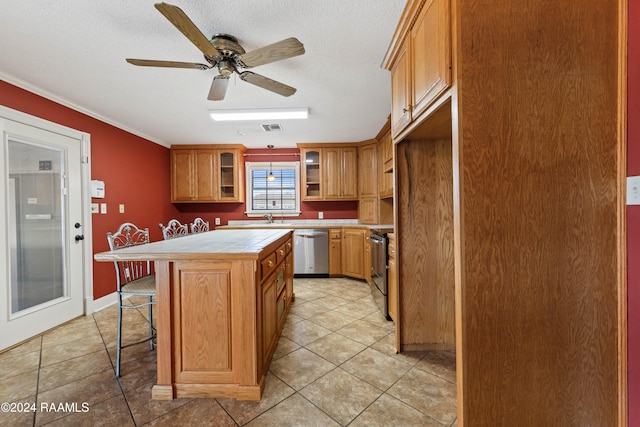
[267,145,276,181]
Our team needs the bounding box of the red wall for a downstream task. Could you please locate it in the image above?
[0,80,181,299]
[0,80,358,299]
[628,1,640,423]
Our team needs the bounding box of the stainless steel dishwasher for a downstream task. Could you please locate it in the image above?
[293,229,329,276]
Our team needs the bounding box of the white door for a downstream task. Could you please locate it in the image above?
[0,114,86,350]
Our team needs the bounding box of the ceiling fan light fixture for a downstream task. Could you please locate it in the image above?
[209,108,308,122]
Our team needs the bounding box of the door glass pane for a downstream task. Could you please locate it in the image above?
[7,139,66,313]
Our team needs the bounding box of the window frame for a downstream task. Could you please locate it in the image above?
[244,161,301,217]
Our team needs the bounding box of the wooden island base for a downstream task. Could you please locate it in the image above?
[95,229,294,401]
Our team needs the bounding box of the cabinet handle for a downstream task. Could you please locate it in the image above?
[403,105,413,113]
[267,260,273,268]
[279,250,285,256]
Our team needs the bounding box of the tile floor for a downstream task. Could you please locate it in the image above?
[0,278,457,426]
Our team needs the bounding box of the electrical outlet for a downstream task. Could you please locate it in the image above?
[100,203,107,214]
[215,217,221,225]
[119,204,125,213]
[628,176,640,205]
[318,211,323,219]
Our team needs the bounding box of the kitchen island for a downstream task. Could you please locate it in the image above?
[94,229,294,400]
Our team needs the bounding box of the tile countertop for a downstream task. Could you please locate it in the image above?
[221,220,394,230]
[94,229,292,262]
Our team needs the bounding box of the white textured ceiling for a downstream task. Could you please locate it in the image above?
[0,1,406,148]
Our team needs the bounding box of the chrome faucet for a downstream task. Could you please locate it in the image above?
[264,213,274,223]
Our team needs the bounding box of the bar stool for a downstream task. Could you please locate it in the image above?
[159,219,188,240]
[190,217,210,233]
[106,222,156,378]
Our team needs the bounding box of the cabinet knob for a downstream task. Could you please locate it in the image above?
[267,260,274,268]
[279,250,285,256]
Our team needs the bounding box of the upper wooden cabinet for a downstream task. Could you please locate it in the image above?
[358,141,378,198]
[324,146,358,200]
[390,40,412,137]
[170,145,245,203]
[388,0,451,138]
[300,148,323,200]
[377,125,393,199]
[298,144,358,201]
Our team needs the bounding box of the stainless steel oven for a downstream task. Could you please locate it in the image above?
[369,229,390,320]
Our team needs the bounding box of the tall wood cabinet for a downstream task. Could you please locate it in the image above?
[358,126,394,225]
[384,0,626,424]
[170,144,245,203]
[358,141,379,224]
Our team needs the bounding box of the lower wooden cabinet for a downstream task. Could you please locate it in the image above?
[261,272,278,370]
[151,231,293,401]
[387,233,397,322]
[329,229,342,276]
[258,237,294,378]
[342,228,366,279]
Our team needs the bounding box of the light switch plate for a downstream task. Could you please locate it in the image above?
[215,217,221,225]
[119,204,125,213]
[100,203,107,214]
[318,211,323,219]
[628,176,640,205]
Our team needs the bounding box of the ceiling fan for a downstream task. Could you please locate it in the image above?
[126,2,305,101]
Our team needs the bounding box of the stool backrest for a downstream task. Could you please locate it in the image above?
[190,217,210,234]
[159,219,188,240]
[106,222,152,289]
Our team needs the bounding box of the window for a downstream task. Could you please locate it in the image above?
[245,161,301,217]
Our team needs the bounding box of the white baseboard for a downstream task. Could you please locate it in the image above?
[89,292,118,314]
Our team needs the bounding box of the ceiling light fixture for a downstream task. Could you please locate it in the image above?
[267,144,276,182]
[209,108,308,121]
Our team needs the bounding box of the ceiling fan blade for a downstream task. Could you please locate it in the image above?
[208,76,229,101]
[126,58,210,69]
[154,2,220,59]
[238,37,305,68]
[239,71,297,97]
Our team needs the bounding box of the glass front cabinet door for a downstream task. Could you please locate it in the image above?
[217,148,245,202]
[301,148,322,200]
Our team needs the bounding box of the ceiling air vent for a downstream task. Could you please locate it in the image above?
[261,124,282,132]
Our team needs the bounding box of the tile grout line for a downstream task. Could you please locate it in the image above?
[32,335,42,427]
[91,313,139,426]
